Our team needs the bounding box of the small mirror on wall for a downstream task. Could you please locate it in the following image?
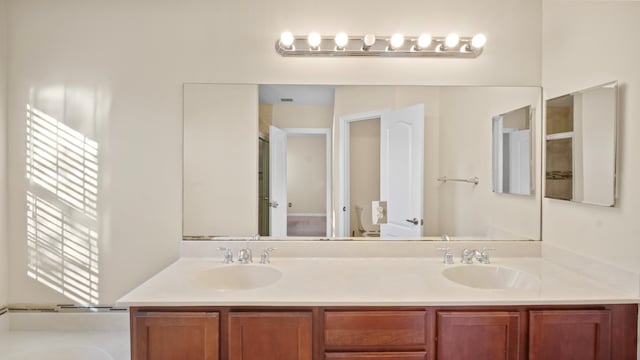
[545,81,617,206]
[492,106,533,196]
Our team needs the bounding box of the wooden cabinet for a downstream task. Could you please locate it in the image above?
[436,311,522,360]
[129,304,637,360]
[325,353,427,360]
[324,311,427,351]
[324,311,427,359]
[228,312,312,360]
[132,311,219,360]
[529,310,611,360]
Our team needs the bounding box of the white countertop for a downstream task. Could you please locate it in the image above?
[116,257,639,307]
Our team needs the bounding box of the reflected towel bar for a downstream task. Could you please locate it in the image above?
[437,176,479,185]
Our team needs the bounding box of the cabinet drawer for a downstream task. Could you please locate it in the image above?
[324,311,427,350]
[325,352,427,360]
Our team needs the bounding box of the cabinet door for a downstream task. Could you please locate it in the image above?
[437,311,522,360]
[529,310,611,360]
[228,312,312,360]
[325,352,427,360]
[133,311,219,360]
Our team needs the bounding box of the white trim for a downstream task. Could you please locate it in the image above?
[283,128,332,237]
[492,115,504,193]
[287,213,326,217]
[545,131,573,140]
[338,109,390,237]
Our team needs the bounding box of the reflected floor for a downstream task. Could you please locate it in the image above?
[287,215,326,236]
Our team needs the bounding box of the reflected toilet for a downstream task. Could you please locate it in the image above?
[355,206,380,237]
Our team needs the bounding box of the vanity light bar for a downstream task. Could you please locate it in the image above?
[275,32,486,58]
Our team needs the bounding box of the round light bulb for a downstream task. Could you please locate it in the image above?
[363,34,376,47]
[445,33,460,48]
[335,32,349,48]
[417,34,432,49]
[280,31,295,48]
[308,32,321,48]
[390,33,404,49]
[471,33,487,49]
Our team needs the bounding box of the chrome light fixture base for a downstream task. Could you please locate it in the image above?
[275,34,484,58]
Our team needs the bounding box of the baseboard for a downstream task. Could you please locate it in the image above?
[4,304,129,331]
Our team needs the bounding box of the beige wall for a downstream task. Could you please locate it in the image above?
[5,0,541,304]
[542,0,640,273]
[258,104,272,138]
[287,136,326,214]
[272,104,333,129]
[0,0,8,307]
[183,84,258,236]
[349,118,380,235]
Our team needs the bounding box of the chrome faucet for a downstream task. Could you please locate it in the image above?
[238,234,260,264]
[461,248,477,264]
[237,248,253,264]
[461,247,495,264]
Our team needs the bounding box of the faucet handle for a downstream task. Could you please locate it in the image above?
[437,247,454,264]
[260,247,276,264]
[217,247,234,264]
[479,247,496,264]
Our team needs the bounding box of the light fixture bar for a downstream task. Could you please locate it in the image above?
[275,34,485,58]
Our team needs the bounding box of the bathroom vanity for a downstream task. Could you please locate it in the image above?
[129,304,635,360]
[118,243,639,360]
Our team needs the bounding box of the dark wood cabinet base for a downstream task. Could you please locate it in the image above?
[130,304,637,360]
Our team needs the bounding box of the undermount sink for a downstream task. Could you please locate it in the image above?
[193,265,282,290]
[442,265,540,290]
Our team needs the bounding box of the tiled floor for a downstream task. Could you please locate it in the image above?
[0,313,130,360]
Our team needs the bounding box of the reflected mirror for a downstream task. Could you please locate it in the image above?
[184,84,542,241]
[492,106,534,196]
[545,81,617,206]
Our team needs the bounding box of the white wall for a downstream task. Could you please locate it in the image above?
[287,136,326,214]
[0,0,8,307]
[6,0,541,304]
[542,0,640,274]
[272,104,333,129]
[183,84,258,237]
[438,87,541,239]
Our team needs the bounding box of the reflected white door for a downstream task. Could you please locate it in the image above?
[380,104,424,237]
[507,129,531,195]
[269,125,287,236]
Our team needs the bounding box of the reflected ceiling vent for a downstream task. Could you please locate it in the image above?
[276,31,486,58]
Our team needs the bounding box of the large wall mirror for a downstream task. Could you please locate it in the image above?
[183,84,542,241]
[545,81,617,206]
